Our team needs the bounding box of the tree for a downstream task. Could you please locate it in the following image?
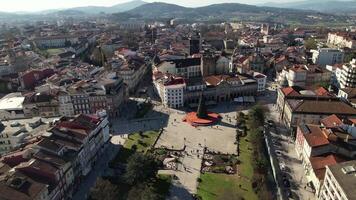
[89,178,119,200]
[248,105,266,128]
[305,38,317,50]
[124,153,159,185]
[196,93,208,119]
[127,183,161,200]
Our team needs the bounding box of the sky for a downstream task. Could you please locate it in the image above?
[0,0,301,12]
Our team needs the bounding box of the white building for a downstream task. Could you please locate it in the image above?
[155,58,201,79]
[327,32,356,49]
[319,160,356,200]
[253,72,267,92]
[153,74,186,108]
[0,93,25,120]
[340,59,356,89]
[311,48,344,66]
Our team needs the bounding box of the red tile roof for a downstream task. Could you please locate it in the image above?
[281,87,299,96]
[310,154,343,180]
[302,125,330,147]
[321,114,343,128]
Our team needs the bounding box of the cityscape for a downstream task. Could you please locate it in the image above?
[0,0,356,200]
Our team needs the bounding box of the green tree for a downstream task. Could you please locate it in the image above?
[89,178,119,200]
[305,38,317,50]
[248,105,266,128]
[124,153,159,185]
[127,183,161,200]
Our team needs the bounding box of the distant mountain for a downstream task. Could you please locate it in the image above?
[66,0,147,14]
[261,0,356,14]
[117,2,348,25]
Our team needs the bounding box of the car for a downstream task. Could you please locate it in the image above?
[286,189,293,198]
[283,179,291,187]
[275,150,283,156]
[267,120,275,127]
[279,162,286,171]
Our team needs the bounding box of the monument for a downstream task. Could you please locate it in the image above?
[183,94,221,126]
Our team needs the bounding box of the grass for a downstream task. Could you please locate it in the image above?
[45,48,65,55]
[110,131,160,166]
[197,133,258,200]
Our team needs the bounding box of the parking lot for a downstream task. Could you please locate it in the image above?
[265,119,316,200]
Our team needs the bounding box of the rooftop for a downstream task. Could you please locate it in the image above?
[0,93,25,111]
[289,100,356,116]
[327,160,356,200]
[299,124,330,147]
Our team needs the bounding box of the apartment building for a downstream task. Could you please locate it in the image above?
[278,65,331,87]
[327,32,356,49]
[153,73,186,108]
[319,160,356,200]
[340,59,356,88]
[311,48,344,66]
[0,112,109,200]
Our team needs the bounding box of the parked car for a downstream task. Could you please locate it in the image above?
[283,179,291,187]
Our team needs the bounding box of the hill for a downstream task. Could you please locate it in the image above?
[261,0,356,14]
[116,2,349,25]
[67,0,147,14]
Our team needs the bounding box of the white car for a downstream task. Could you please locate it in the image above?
[279,161,286,171]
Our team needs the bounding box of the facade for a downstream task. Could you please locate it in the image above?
[58,78,126,117]
[311,48,344,66]
[23,92,59,118]
[253,72,267,92]
[155,58,201,79]
[339,59,356,89]
[278,65,331,87]
[153,74,186,108]
[319,160,356,200]
[277,87,356,132]
[34,36,79,49]
[19,68,55,90]
[327,32,356,49]
[111,49,148,93]
[0,112,109,200]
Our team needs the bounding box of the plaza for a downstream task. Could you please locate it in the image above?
[155,103,239,199]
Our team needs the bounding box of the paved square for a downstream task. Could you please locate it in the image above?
[155,104,238,199]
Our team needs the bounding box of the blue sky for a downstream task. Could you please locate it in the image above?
[0,0,300,12]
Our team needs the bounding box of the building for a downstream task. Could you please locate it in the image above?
[155,58,201,79]
[278,65,331,87]
[34,36,79,49]
[338,87,356,107]
[0,93,25,120]
[0,117,56,155]
[327,32,356,49]
[277,87,356,133]
[110,49,148,93]
[295,114,356,196]
[319,160,356,200]
[253,72,267,92]
[0,112,109,200]
[58,77,126,117]
[153,74,186,108]
[19,68,55,90]
[311,48,344,66]
[339,59,356,89]
[23,92,59,118]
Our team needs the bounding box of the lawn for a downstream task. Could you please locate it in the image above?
[45,48,65,55]
[197,134,258,200]
[198,113,259,200]
[110,130,160,166]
